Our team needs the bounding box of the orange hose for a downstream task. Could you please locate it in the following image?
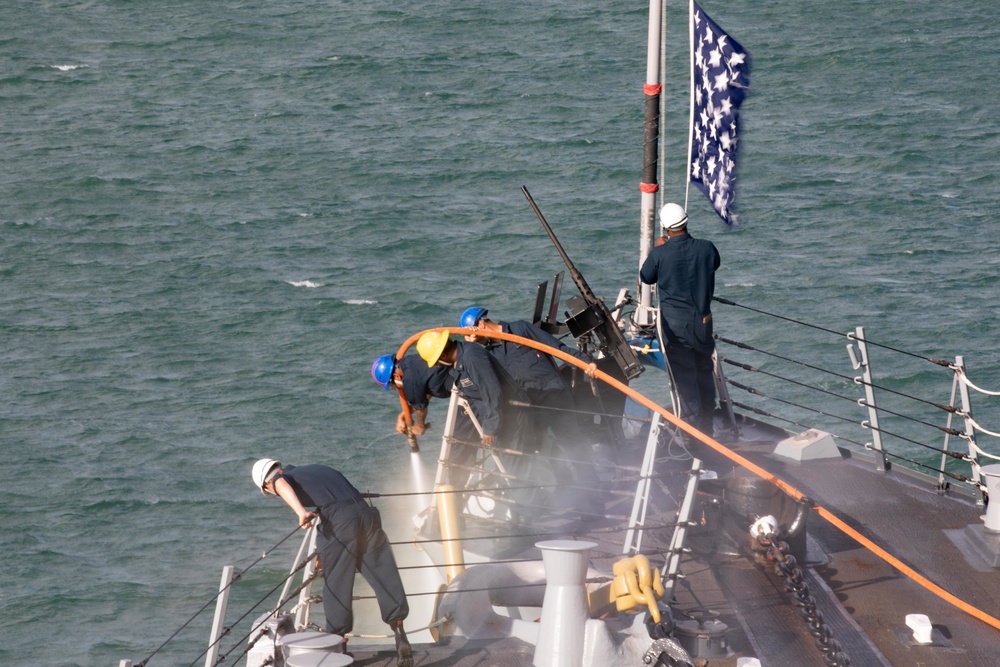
[395,327,1000,631]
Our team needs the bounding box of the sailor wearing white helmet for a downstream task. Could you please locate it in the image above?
[251,459,413,666]
[640,203,721,436]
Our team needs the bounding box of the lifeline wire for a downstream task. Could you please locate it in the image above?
[715,296,952,365]
[135,523,306,667]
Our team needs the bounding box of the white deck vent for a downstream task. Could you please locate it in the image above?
[905,613,933,644]
[773,429,841,462]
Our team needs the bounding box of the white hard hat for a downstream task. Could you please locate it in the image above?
[659,203,688,231]
[252,458,281,495]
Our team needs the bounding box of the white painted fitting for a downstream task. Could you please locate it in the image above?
[533,540,597,667]
[905,613,933,644]
[980,464,1000,532]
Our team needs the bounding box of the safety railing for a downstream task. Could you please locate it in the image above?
[712,296,1000,502]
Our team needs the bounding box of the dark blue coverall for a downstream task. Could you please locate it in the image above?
[482,321,602,494]
[640,233,721,434]
[449,341,547,512]
[449,340,528,443]
[398,354,453,410]
[275,464,408,636]
[484,320,591,402]
[486,321,592,440]
[398,353,477,442]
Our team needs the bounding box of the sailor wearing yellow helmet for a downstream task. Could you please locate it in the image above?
[416,329,528,447]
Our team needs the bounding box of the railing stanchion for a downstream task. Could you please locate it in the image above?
[955,356,984,506]
[712,348,739,437]
[938,361,963,490]
[294,529,318,631]
[624,412,662,555]
[205,565,234,667]
[661,458,702,605]
[849,326,888,472]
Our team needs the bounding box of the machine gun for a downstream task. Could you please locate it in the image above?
[521,186,644,381]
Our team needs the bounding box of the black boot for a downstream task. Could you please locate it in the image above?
[391,619,413,667]
[339,638,353,659]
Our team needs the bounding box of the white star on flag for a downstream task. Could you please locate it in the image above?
[690,1,750,224]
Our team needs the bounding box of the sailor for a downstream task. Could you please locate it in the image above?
[458,306,595,404]
[415,330,528,448]
[639,203,721,436]
[251,459,413,667]
[371,353,453,436]
[458,307,603,481]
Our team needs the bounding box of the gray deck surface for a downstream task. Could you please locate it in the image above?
[696,432,1000,667]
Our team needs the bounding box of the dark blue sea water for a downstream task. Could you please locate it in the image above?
[3,1,999,665]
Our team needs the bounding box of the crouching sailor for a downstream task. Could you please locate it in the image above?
[251,458,414,667]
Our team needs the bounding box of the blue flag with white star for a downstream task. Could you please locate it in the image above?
[690,1,750,225]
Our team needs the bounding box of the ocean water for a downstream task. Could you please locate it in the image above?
[3,1,999,665]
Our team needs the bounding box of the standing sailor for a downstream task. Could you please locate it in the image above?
[639,203,721,435]
[251,459,413,667]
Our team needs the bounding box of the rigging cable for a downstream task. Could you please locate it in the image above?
[134,523,308,667]
[715,296,953,366]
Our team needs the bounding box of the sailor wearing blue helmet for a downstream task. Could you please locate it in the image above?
[458,306,594,403]
[371,353,452,436]
[457,307,603,494]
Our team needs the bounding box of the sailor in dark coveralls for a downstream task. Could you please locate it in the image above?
[251,459,413,666]
[458,306,595,414]
[639,203,721,435]
[416,330,528,448]
[457,307,604,489]
[371,353,454,435]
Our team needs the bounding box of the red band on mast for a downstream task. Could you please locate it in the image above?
[639,182,659,193]
[643,83,662,96]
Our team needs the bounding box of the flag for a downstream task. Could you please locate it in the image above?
[690,1,750,225]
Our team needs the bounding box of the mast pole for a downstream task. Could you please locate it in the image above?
[636,0,666,327]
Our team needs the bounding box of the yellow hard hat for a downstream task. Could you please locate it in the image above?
[417,330,450,367]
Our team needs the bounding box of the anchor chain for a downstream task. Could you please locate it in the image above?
[752,516,852,667]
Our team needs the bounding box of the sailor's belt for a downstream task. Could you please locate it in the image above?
[702,313,712,324]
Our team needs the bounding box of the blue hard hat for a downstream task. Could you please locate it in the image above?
[371,354,396,390]
[459,306,488,329]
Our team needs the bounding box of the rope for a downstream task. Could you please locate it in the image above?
[958,370,1000,397]
[726,378,861,428]
[968,438,1000,462]
[716,334,856,383]
[722,357,860,405]
[395,327,1000,633]
[966,415,1000,441]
